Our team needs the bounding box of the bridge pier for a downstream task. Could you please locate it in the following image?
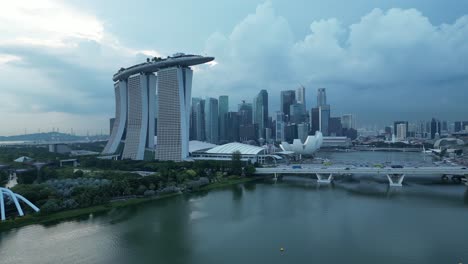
[386,174,405,187]
[316,173,334,184]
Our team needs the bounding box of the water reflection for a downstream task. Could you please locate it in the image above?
[231,185,243,201]
[1,168,468,264]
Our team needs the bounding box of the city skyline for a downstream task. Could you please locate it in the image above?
[1,1,468,135]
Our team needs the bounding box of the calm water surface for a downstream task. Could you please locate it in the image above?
[1,152,468,264]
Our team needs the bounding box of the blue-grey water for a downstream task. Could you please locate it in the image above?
[1,152,468,264]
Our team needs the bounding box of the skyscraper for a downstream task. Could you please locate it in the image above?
[317,88,327,107]
[319,105,330,136]
[190,97,203,140]
[296,85,306,110]
[297,123,309,142]
[226,112,240,142]
[195,99,206,141]
[289,103,306,124]
[280,90,296,122]
[218,95,229,141]
[204,97,219,144]
[329,117,342,136]
[253,90,268,139]
[275,111,285,142]
[155,67,192,161]
[238,101,253,125]
[310,107,320,133]
[121,73,156,160]
[341,114,356,129]
[393,121,409,138]
[104,54,214,161]
[430,118,441,139]
[396,123,407,140]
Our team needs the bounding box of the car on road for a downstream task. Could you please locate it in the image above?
[291,165,302,169]
[391,165,404,168]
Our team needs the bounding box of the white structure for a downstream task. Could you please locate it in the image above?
[48,143,72,154]
[0,187,40,221]
[396,123,407,141]
[155,67,193,161]
[341,114,356,129]
[296,85,306,109]
[103,80,128,155]
[322,136,351,148]
[14,156,33,163]
[280,131,323,155]
[191,142,267,164]
[103,54,214,161]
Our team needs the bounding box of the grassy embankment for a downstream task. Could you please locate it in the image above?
[0,177,255,232]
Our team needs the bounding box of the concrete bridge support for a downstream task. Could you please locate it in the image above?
[386,174,405,187]
[316,173,334,184]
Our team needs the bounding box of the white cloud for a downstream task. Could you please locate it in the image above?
[1,1,468,134]
[198,3,468,121]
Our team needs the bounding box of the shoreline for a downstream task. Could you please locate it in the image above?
[0,177,256,232]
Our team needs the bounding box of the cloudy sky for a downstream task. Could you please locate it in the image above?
[1,0,467,135]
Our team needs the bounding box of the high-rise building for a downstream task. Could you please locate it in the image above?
[190,97,202,140]
[319,105,330,136]
[238,101,253,125]
[154,67,191,161]
[329,117,342,136]
[442,120,448,132]
[341,114,356,129]
[239,124,257,142]
[455,121,463,132]
[393,121,409,138]
[310,107,320,133]
[317,88,327,107]
[297,123,309,142]
[226,112,240,142]
[204,97,219,144]
[430,118,441,139]
[104,54,214,161]
[296,85,306,110]
[218,95,229,141]
[195,100,206,141]
[289,103,306,124]
[109,118,115,135]
[284,124,298,143]
[121,73,156,160]
[253,90,268,139]
[396,123,407,140]
[275,111,285,142]
[280,90,296,122]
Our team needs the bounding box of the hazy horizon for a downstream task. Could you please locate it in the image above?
[1,0,467,136]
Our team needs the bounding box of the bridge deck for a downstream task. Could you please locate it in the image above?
[255,166,468,176]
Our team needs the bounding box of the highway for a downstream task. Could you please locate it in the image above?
[255,165,468,187]
[255,166,468,176]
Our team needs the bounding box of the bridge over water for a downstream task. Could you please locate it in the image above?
[255,166,468,187]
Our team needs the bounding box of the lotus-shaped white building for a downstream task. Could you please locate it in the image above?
[280,131,323,155]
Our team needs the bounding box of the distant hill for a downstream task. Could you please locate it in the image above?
[0,132,108,142]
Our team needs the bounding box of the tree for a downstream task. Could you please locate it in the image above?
[41,199,62,214]
[17,170,37,184]
[244,165,256,177]
[0,170,8,187]
[231,151,242,176]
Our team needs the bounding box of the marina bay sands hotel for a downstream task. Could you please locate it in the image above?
[102,53,214,161]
